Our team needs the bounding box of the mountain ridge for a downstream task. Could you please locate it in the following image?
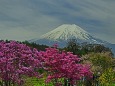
[29,24,115,56]
[40,24,90,41]
[31,24,108,45]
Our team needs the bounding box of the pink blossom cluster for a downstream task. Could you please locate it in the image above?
[0,41,92,86]
[0,41,42,85]
[39,46,92,85]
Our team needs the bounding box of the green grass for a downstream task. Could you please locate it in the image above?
[23,76,53,86]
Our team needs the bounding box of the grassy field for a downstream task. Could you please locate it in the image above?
[22,77,115,86]
[23,77,53,86]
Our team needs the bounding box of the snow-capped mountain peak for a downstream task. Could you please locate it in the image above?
[29,24,115,56]
[30,24,108,46]
[41,24,91,41]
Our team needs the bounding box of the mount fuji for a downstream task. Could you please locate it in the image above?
[30,24,108,46]
[29,24,115,55]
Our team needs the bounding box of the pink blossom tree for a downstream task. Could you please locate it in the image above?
[0,41,42,86]
[39,46,92,86]
[0,41,92,86]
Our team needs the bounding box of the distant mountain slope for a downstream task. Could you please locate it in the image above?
[30,24,108,45]
[29,24,115,56]
[41,24,90,41]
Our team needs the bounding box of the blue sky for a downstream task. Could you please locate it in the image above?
[0,0,115,43]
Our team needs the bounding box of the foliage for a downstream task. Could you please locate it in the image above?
[22,41,48,51]
[81,52,114,86]
[99,68,115,86]
[0,41,42,86]
[65,39,81,55]
[89,53,113,72]
[0,40,93,86]
[82,52,114,76]
[39,45,92,85]
[65,39,113,56]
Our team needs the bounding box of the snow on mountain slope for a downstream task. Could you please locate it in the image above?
[36,24,106,44]
[29,24,115,56]
[30,24,110,46]
[41,24,90,41]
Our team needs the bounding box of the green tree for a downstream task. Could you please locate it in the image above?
[22,41,48,51]
[99,68,115,86]
[65,39,82,56]
[82,52,114,86]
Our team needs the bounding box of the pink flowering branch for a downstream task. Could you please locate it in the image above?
[0,41,42,86]
[39,47,92,85]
